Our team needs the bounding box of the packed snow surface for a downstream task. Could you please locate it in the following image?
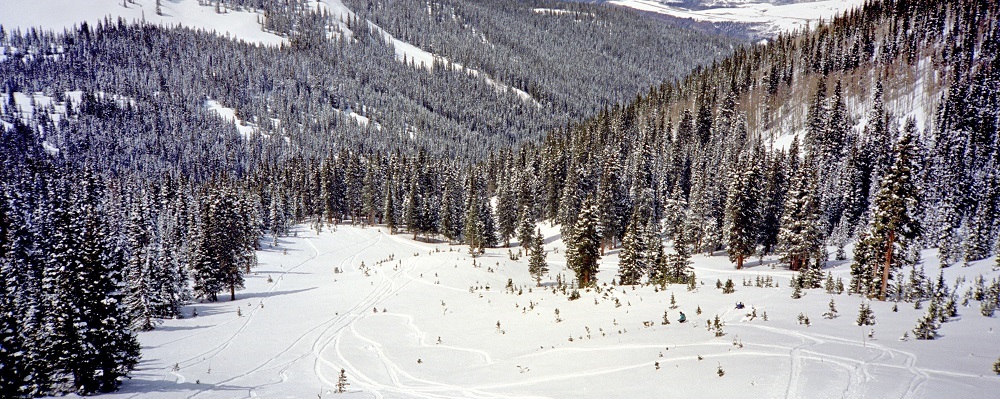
[610,0,867,36]
[0,0,285,46]
[92,223,1000,398]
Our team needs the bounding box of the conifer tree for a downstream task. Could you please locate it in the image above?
[405,171,424,239]
[463,178,484,255]
[516,205,536,248]
[662,190,688,243]
[0,256,29,396]
[759,151,787,254]
[557,165,584,237]
[856,301,876,326]
[566,197,601,287]
[778,160,824,271]
[496,172,519,247]
[912,296,941,340]
[361,161,383,225]
[596,149,628,251]
[618,212,645,285]
[462,170,496,253]
[337,369,349,393]
[528,229,549,286]
[383,179,396,234]
[44,172,140,394]
[658,242,693,285]
[823,298,839,319]
[805,78,829,158]
[190,185,258,302]
[618,189,658,285]
[725,162,758,269]
[439,169,463,241]
[123,199,156,332]
[853,128,922,300]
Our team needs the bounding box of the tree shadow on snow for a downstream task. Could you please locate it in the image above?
[233,286,318,300]
[149,324,212,333]
[741,258,782,269]
[119,376,251,396]
[248,270,312,276]
[543,233,562,245]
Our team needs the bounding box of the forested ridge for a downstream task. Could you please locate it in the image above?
[2,0,1000,396]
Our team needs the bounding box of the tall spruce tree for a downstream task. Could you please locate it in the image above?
[778,159,824,271]
[618,189,658,284]
[496,172,519,247]
[528,229,549,286]
[853,127,922,301]
[516,204,536,248]
[566,197,601,287]
[725,160,759,269]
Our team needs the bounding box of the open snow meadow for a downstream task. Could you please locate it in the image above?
[102,224,1000,399]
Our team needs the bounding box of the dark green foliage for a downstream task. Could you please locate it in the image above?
[654,243,693,287]
[722,278,735,294]
[912,296,941,340]
[566,198,601,287]
[725,157,759,269]
[778,160,824,271]
[618,189,660,285]
[191,185,259,302]
[856,302,876,326]
[852,127,922,300]
[528,229,549,286]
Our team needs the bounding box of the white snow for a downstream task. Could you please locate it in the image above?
[0,0,284,46]
[205,99,257,139]
[532,8,596,18]
[41,140,60,156]
[319,0,538,105]
[97,222,1000,398]
[334,106,380,130]
[609,0,867,36]
[533,8,576,16]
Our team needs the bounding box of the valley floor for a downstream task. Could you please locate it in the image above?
[101,224,1000,398]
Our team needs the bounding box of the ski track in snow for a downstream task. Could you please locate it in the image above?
[144,228,382,399]
[743,323,930,399]
[113,224,1000,398]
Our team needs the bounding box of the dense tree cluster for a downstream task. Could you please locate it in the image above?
[2,0,1000,394]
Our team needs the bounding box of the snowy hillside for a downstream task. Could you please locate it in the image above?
[0,0,284,46]
[97,224,1000,398]
[609,0,866,37]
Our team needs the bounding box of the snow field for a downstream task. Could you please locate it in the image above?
[609,0,867,37]
[98,223,1000,398]
[0,0,284,46]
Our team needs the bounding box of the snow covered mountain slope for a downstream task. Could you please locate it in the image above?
[314,0,536,103]
[609,0,866,37]
[96,224,1000,398]
[0,0,284,46]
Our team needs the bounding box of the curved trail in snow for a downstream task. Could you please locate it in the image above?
[743,323,928,398]
[177,229,382,399]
